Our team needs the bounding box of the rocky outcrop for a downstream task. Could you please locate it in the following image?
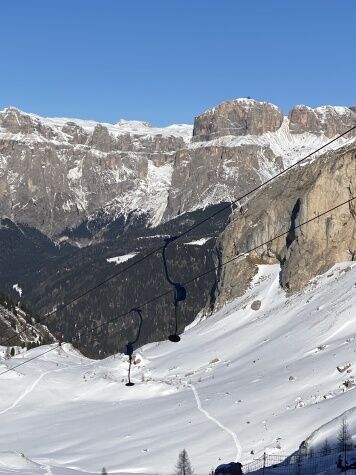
[0,295,54,348]
[192,99,284,142]
[164,144,283,220]
[288,105,356,137]
[212,144,356,309]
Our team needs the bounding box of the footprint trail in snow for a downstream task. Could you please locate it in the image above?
[190,384,241,462]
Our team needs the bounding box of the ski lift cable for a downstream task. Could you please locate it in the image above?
[1,195,354,378]
[1,125,354,350]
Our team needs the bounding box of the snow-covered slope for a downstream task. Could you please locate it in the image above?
[1,263,356,474]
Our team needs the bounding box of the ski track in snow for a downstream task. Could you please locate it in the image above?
[189,384,242,462]
[0,371,49,416]
[0,362,70,417]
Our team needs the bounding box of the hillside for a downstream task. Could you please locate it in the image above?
[1,262,356,474]
[0,293,54,350]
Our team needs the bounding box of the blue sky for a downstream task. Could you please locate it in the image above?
[1,0,355,126]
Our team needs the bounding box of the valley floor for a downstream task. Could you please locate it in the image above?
[1,262,356,474]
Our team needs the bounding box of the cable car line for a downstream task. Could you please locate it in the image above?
[1,126,354,350]
[1,195,354,379]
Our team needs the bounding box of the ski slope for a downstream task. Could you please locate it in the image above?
[1,263,356,474]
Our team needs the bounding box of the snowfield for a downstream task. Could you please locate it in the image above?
[106,253,138,265]
[1,263,356,474]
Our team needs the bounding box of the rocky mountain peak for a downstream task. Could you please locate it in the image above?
[288,104,356,137]
[0,107,55,139]
[192,98,284,142]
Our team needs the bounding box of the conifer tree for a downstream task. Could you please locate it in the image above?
[337,418,352,452]
[173,449,194,475]
[321,439,331,455]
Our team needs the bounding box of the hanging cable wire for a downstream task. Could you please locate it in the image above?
[1,126,355,349]
[1,195,354,378]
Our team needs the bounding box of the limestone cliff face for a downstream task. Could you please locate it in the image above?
[192,98,284,142]
[1,101,355,242]
[212,145,356,310]
[0,108,191,237]
[164,144,283,219]
[288,105,356,137]
[164,100,355,222]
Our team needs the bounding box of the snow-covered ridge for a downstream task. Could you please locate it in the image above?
[189,117,356,167]
[1,263,356,474]
[0,107,193,141]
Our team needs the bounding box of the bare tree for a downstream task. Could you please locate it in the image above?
[173,449,194,475]
[337,418,352,452]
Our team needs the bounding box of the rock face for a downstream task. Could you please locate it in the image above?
[1,102,355,242]
[288,105,356,137]
[0,108,191,238]
[164,101,356,222]
[212,144,356,309]
[192,98,284,142]
[164,144,283,220]
[0,294,54,348]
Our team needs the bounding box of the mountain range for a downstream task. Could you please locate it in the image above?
[0,98,355,357]
[0,97,356,474]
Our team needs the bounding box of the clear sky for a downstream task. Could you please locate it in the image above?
[1,0,355,126]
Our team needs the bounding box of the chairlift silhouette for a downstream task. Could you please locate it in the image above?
[162,237,187,343]
[125,308,143,387]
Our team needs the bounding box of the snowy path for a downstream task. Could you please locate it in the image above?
[190,384,241,462]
